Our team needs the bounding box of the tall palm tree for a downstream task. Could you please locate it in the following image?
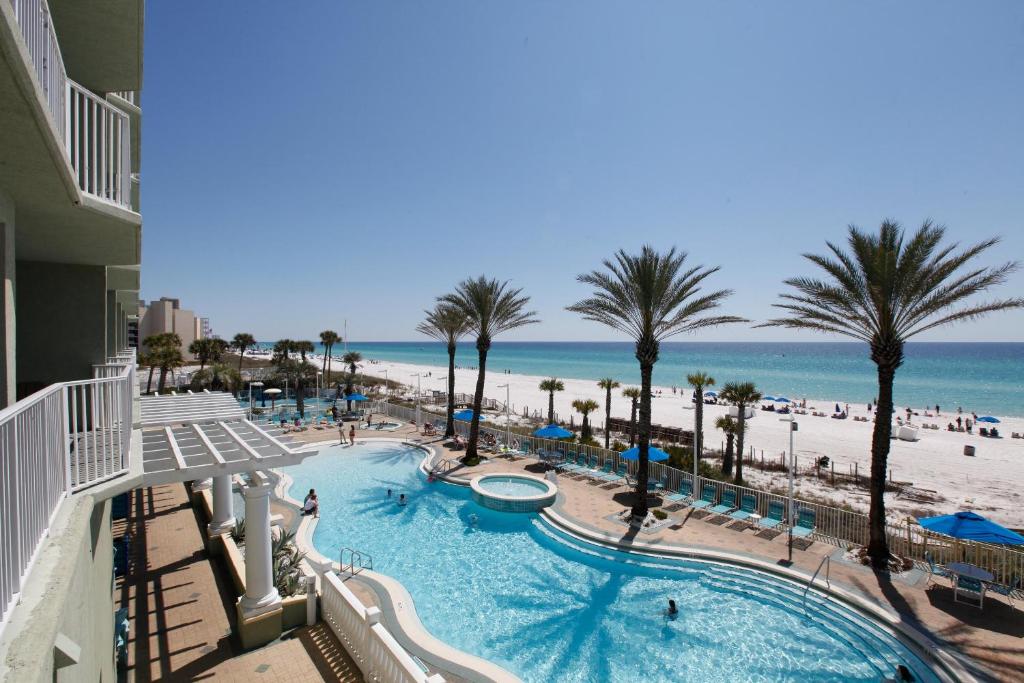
[189,338,219,371]
[319,330,340,378]
[686,372,714,479]
[272,339,293,364]
[568,246,743,520]
[231,332,256,373]
[416,304,470,437]
[572,398,600,441]
[714,414,741,474]
[292,340,315,362]
[275,357,315,417]
[340,351,363,406]
[596,378,620,448]
[440,277,539,463]
[144,333,183,394]
[539,378,565,424]
[718,382,761,484]
[622,387,640,447]
[760,220,1023,568]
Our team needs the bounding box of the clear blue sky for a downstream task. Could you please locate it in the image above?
[141,1,1024,342]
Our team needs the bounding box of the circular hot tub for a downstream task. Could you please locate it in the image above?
[470,473,558,512]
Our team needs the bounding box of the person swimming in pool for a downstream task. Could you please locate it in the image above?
[665,599,678,620]
[398,493,407,506]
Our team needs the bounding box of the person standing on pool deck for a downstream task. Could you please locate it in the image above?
[366,412,373,428]
[349,424,356,445]
[338,423,345,445]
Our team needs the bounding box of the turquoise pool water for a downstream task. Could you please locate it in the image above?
[478,475,550,497]
[285,442,940,683]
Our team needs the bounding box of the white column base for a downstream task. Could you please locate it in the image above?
[207,518,235,536]
[238,589,283,619]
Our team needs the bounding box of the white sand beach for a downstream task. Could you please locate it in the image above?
[345,356,1024,528]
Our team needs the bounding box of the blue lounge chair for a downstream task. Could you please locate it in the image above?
[987,577,1019,611]
[690,484,717,510]
[647,475,667,492]
[730,494,758,521]
[594,462,618,481]
[666,480,693,503]
[709,489,738,515]
[757,500,785,529]
[601,463,626,483]
[558,455,583,473]
[791,508,816,537]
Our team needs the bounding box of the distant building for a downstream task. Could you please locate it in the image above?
[138,297,205,359]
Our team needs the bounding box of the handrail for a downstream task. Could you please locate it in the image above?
[802,555,831,607]
[431,458,460,475]
[340,547,373,577]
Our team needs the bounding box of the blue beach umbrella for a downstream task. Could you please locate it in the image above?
[976,416,1000,424]
[918,511,1024,546]
[534,424,573,439]
[345,393,370,402]
[453,409,485,422]
[619,445,670,462]
[763,395,776,401]
[775,396,791,403]
[704,391,717,397]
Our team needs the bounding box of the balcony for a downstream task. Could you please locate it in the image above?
[6,0,134,212]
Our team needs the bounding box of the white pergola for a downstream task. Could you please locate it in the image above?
[140,391,317,621]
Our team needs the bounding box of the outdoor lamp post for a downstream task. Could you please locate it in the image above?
[411,373,422,425]
[498,383,511,447]
[316,372,322,418]
[787,417,798,563]
[250,381,264,419]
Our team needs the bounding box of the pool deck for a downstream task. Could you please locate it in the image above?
[287,423,1024,682]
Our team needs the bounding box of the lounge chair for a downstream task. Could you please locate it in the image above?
[666,480,693,503]
[730,494,758,521]
[601,463,627,484]
[791,508,817,537]
[593,461,618,481]
[953,575,986,609]
[558,454,584,473]
[987,577,1020,611]
[709,489,738,515]
[757,500,785,529]
[690,484,717,510]
[924,550,951,587]
[647,475,667,492]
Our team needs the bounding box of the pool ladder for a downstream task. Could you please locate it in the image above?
[801,555,831,609]
[340,547,373,577]
[432,458,460,475]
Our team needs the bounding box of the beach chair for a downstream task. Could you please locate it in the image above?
[953,575,986,609]
[924,551,951,587]
[601,463,626,484]
[791,508,817,537]
[730,494,758,521]
[647,475,667,492]
[690,484,717,510]
[757,500,785,529]
[666,480,693,503]
[558,454,584,474]
[987,577,1019,611]
[709,489,738,515]
[980,427,989,437]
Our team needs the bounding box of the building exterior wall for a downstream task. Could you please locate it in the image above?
[0,189,14,408]
[138,297,203,359]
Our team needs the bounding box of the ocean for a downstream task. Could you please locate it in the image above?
[256,341,1024,417]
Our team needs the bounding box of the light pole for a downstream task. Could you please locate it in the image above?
[787,416,798,563]
[498,383,510,447]
[249,381,264,420]
[316,372,322,419]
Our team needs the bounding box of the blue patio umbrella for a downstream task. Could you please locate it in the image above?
[918,511,1024,546]
[775,396,791,403]
[704,390,717,397]
[619,445,670,462]
[453,409,485,422]
[345,393,370,402]
[977,416,1000,424]
[534,424,573,439]
[764,395,776,401]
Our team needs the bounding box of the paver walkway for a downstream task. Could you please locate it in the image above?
[116,483,363,682]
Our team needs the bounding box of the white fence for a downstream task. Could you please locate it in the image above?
[0,350,136,634]
[8,0,133,209]
[321,571,444,683]
[377,400,1024,589]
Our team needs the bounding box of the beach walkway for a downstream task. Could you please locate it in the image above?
[290,422,1024,681]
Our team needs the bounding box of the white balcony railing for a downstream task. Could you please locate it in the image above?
[67,80,132,208]
[8,0,133,210]
[0,350,135,635]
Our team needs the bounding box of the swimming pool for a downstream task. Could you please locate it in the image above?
[284,442,941,683]
[477,475,549,497]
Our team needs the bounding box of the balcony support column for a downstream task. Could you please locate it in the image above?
[208,474,234,536]
[238,473,280,618]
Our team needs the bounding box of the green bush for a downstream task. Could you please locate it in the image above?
[652,509,667,520]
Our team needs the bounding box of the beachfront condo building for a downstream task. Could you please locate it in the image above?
[137,296,207,358]
[0,0,143,679]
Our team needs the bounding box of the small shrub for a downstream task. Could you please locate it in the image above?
[652,509,667,520]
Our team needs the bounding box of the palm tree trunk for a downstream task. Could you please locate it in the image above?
[321,349,328,377]
[445,341,457,437]
[633,355,655,520]
[548,391,555,424]
[867,362,897,567]
[465,341,488,462]
[326,344,332,381]
[629,399,637,447]
[604,387,612,449]
[725,433,734,468]
[157,365,169,393]
[237,348,245,373]
[582,414,590,441]
[734,404,746,484]
[146,365,155,394]
[296,380,305,417]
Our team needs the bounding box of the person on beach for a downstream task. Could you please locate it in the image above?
[349,425,356,445]
[935,404,940,415]
[957,416,963,429]
[966,418,973,433]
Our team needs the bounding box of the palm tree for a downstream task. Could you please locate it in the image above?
[596,378,620,448]
[319,330,340,378]
[539,378,565,424]
[572,398,600,441]
[416,304,470,437]
[621,387,640,447]
[718,382,761,484]
[138,351,156,394]
[686,372,714,478]
[440,276,539,463]
[714,414,741,474]
[341,351,363,407]
[231,333,256,372]
[144,333,183,394]
[568,246,743,520]
[272,339,293,364]
[275,357,316,417]
[759,220,1023,568]
[292,340,315,362]
[189,338,226,371]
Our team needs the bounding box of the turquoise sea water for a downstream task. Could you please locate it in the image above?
[286,443,940,683]
[262,341,1024,416]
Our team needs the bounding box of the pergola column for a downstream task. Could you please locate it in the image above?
[207,474,234,535]
[238,473,281,617]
